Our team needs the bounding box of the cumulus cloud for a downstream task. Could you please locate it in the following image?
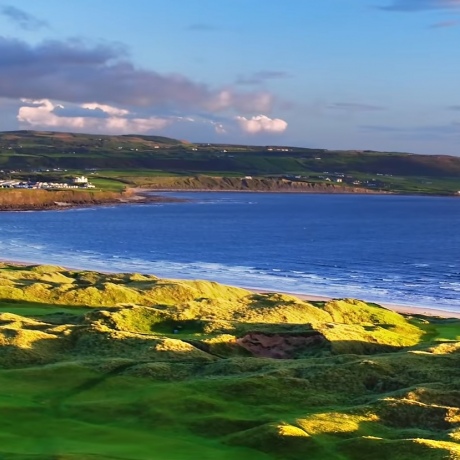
[380,0,460,11]
[16,98,290,140]
[51,105,111,119]
[0,36,274,114]
[1,5,48,30]
[235,115,288,134]
[17,99,171,133]
[81,103,129,117]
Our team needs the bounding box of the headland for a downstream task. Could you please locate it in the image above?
[0,187,182,211]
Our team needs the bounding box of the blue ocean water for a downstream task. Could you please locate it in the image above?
[0,192,459,311]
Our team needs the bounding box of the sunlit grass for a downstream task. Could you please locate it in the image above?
[1,263,460,459]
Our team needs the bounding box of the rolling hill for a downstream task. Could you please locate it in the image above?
[1,263,460,459]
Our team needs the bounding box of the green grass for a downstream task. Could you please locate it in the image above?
[0,299,92,317]
[2,130,460,195]
[2,360,460,460]
[0,366,271,460]
[413,317,460,342]
[434,322,460,341]
[1,264,460,459]
[88,177,127,192]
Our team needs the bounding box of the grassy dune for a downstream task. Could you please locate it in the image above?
[1,263,460,459]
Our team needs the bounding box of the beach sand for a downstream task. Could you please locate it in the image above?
[1,258,459,319]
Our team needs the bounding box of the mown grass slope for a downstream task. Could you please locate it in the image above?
[0,263,460,459]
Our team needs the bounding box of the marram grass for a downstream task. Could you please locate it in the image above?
[1,263,460,459]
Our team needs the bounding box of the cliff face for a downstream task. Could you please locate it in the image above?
[138,176,382,193]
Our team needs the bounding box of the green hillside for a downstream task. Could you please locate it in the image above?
[1,263,460,459]
[1,130,460,195]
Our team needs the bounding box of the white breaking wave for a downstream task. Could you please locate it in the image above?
[1,241,459,311]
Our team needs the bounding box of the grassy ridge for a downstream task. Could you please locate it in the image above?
[1,263,460,459]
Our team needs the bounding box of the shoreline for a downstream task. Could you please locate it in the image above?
[0,188,184,212]
[133,188,459,199]
[1,187,455,213]
[1,258,459,319]
[140,188,388,195]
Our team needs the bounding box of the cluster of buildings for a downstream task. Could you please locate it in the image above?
[282,172,390,188]
[0,176,95,190]
[284,173,345,184]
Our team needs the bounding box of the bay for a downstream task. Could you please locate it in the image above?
[0,192,459,311]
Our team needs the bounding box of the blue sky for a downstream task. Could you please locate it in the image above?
[1,0,460,155]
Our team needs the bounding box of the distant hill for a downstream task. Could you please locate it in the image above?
[1,130,459,195]
[0,130,184,151]
[0,130,459,176]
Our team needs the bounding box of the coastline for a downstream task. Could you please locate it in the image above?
[129,187,459,199]
[1,258,458,320]
[135,187,389,195]
[1,186,455,214]
[0,188,184,212]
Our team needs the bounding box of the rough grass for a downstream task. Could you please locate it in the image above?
[1,264,460,459]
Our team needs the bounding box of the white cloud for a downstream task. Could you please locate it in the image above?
[0,37,279,116]
[81,102,129,117]
[17,99,170,133]
[235,115,288,134]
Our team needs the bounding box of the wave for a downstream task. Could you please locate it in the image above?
[1,243,459,311]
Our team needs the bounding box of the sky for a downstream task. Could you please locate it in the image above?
[1,1,460,155]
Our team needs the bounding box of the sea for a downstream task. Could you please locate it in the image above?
[0,192,459,312]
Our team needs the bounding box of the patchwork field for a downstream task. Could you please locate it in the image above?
[1,263,460,459]
[2,130,460,196]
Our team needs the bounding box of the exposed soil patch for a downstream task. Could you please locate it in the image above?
[237,331,327,359]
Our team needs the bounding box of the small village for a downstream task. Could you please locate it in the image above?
[0,175,95,190]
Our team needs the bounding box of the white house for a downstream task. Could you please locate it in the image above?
[72,176,88,185]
